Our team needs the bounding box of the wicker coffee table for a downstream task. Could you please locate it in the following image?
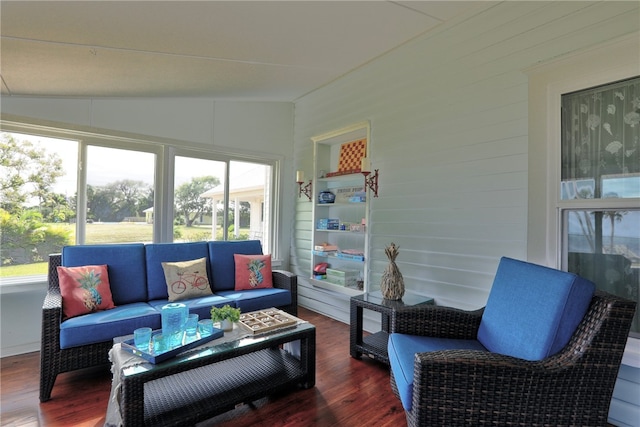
[106,321,315,426]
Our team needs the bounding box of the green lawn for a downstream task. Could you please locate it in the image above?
[1,223,237,278]
[0,262,48,277]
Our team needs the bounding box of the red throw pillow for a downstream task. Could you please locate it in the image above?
[57,264,116,319]
[234,254,273,290]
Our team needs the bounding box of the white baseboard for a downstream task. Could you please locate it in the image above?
[0,342,39,358]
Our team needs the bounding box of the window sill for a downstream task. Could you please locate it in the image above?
[0,275,47,294]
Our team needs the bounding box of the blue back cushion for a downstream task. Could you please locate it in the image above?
[145,242,210,300]
[207,240,263,291]
[62,244,147,305]
[477,257,595,361]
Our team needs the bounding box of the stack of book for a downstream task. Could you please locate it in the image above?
[313,243,338,256]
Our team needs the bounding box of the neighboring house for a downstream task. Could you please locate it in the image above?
[143,207,213,226]
[143,207,153,224]
[200,165,267,242]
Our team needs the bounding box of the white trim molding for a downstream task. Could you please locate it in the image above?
[526,33,640,368]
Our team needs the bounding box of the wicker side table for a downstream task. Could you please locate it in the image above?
[350,292,433,365]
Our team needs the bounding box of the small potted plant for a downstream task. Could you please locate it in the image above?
[210,304,241,331]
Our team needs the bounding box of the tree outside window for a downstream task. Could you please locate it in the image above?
[0,133,77,274]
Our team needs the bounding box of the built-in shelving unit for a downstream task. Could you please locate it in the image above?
[310,122,371,297]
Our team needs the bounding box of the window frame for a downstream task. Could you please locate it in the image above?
[526,34,640,366]
[78,137,162,244]
[0,121,282,285]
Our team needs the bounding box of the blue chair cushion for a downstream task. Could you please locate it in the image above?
[62,244,147,305]
[148,294,236,321]
[215,288,292,313]
[145,242,211,300]
[207,240,263,291]
[388,333,487,412]
[59,302,160,349]
[477,257,595,361]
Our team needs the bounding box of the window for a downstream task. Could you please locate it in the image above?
[175,157,273,249]
[1,129,279,281]
[560,77,640,336]
[85,146,156,244]
[227,161,272,249]
[1,132,78,277]
[174,156,226,242]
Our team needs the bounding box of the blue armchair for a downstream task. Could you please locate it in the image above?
[388,257,636,426]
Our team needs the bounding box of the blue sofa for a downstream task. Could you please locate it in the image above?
[40,240,297,402]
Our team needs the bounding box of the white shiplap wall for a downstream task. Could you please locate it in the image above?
[292,2,640,425]
[293,0,639,316]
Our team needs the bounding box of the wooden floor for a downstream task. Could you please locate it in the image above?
[0,307,407,427]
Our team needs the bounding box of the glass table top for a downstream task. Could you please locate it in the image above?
[121,322,315,377]
[353,291,434,308]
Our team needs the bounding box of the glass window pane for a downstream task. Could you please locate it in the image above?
[227,161,271,248]
[85,146,155,244]
[1,132,77,277]
[174,156,226,242]
[564,209,640,336]
[560,77,640,200]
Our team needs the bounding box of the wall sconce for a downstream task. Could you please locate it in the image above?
[296,170,313,201]
[360,157,379,197]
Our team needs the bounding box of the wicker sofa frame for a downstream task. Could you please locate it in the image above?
[389,290,636,427]
[40,253,298,402]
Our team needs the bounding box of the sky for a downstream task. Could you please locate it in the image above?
[9,132,262,198]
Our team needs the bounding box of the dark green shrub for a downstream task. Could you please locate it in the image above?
[0,208,71,265]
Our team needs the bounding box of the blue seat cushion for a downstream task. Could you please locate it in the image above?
[477,257,595,361]
[62,244,147,305]
[207,240,263,291]
[145,242,211,300]
[148,294,236,321]
[388,333,487,412]
[59,302,160,349]
[216,288,292,313]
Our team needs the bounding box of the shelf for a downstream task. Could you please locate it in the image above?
[316,201,365,207]
[318,173,363,183]
[315,229,365,234]
[311,121,370,297]
[310,278,363,297]
[360,331,390,363]
[312,252,364,263]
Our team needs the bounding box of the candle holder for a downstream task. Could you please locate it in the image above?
[362,169,379,197]
[297,179,313,201]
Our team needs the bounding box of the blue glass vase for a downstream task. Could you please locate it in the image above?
[161,303,187,349]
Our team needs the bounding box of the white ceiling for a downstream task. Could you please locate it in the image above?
[0,1,484,101]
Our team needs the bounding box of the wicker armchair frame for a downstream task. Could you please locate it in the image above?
[389,291,636,427]
[40,253,298,402]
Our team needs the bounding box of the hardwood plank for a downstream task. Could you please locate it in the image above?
[0,307,406,426]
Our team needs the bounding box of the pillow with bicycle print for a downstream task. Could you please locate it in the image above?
[57,264,116,320]
[234,254,273,291]
[161,257,213,302]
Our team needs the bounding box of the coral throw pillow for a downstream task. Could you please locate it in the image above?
[234,254,273,290]
[162,257,213,302]
[57,264,116,320]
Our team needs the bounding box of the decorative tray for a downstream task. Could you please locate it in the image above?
[238,309,298,335]
[121,328,223,364]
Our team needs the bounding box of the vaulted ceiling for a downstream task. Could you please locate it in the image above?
[0,1,486,101]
